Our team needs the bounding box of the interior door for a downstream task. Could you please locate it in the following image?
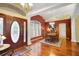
[59,23,66,39]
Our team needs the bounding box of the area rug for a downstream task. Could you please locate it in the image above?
[12,46,32,56]
[41,38,64,48]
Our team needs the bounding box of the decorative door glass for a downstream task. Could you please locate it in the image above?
[11,21,20,43]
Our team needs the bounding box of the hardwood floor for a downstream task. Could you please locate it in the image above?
[13,39,79,56]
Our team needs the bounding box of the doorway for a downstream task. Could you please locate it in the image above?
[59,23,66,40]
[55,19,71,41]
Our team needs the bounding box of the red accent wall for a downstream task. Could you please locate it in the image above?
[55,19,71,41]
[44,19,71,41]
[0,13,27,49]
[45,22,49,32]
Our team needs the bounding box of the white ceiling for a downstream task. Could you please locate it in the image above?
[31,3,56,11]
[29,3,76,21]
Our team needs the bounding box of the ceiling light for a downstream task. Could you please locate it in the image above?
[21,3,25,7]
[29,3,33,7]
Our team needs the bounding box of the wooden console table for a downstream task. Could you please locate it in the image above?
[45,32,58,42]
[47,33,57,36]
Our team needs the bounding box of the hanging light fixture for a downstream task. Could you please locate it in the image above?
[21,3,25,7]
[29,3,33,7]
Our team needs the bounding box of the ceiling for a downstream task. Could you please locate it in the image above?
[29,3,76,21]
[0,3,30,19]
[31,3,56,12]
[0,3,77,20]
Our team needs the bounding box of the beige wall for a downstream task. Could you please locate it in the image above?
[74,15,79,42]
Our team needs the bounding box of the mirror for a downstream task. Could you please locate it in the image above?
[49,22,55,32]
[11,21,20,43]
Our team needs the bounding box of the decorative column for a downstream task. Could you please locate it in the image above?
[71,16,76,42]
[27,14,32,45]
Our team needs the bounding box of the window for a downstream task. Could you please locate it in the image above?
[0,17,3,35]
[0,17,3,45]
[24,21,26,42]
[31,21,41,38]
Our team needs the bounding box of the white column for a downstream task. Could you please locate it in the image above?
[71,16,76,42]
[27,16,32,45]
